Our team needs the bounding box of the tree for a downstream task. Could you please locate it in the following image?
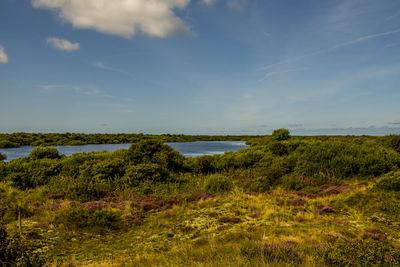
[126,140,184,172]
[29,147,60,160]
[271,129,291,141]
[390,135,400,153]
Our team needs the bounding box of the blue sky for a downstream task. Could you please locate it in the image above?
[1,0,400,135]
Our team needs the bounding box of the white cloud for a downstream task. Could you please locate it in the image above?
[32,0,191,38]
[201,0,215,5]
[92,61,134,78]
[0,46,8,64]
[46,37,80,51]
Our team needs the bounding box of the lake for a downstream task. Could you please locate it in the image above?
[0,141,248,162]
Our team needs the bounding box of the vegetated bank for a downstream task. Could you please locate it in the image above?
[0,133,258,148]
[1,129,400,266]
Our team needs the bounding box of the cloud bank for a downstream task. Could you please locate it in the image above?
[32,0,190,38]
[46,37,80,51]
[0,46,8,64]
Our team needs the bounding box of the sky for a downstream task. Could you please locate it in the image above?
[1,0,400,135]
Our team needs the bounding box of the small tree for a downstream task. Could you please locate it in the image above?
[271,129,291,141]
[390,135,400,153]
[29,147,60,160]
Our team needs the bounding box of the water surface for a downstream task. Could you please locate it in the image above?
[0,141,248,162]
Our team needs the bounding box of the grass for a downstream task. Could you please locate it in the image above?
[3,177,399,266]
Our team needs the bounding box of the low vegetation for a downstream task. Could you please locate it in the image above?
[0,133,255,148]
[1,131,400,266]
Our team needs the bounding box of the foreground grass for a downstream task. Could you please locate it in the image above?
[4,178,400,266]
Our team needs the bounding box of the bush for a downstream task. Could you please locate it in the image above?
[0,226,44,266]
[79,158,125,181]
[281,175,306,191]
[373,172,400,192]
[269,142,288,156]
[390,135,400,153]
[323,239,400,266]
[187,155,217,174]
[7,160,61,190]
[249,176,273,192]
[271,129,290,141]
[203,174,233,194]
[247,161,291,192]
[124,163,164,185]
[292,141,400,179]
[126,140,184,173]
[48,176,114,202]
[55,206,119,229]
[29,147,60,160]
[0,153,6,161]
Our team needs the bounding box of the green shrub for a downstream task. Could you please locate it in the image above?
[29,147,60,160]
[48,176,114,202]
[7,160,61,190]
[186,155,217,174]
[338,190,400,221]
[249,176,272,192]
[124,163,164,185]
[0,153,6,161]
[390,135,400,153]
[292,141,400,179]
[203,174,233,194]
[323,239,400,266]
[79,158,125,181]
[126,140,184,172]
[271,129,291,141]
[269,141,288,156]
[281,174,306,191]
[248,163,290,192]
[0,226,44,266]
[54,206,119,229]
[373,172,400,192]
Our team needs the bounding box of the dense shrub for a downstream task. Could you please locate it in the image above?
[0,226,43,266]
[271,129,291,141]
[281,174,306,191]
[292,141,400,179]
[29,147,60,160]
[338,190,400,221]
[58,151,116,178]
[269,142,288,156]
[249,176,274,192]
[54,206,119,229]
[248,162,291,192]
[124,163,164,185]
[7,160,61,190]
[203,174,233,194]
[390,135,400,153]
[187,155,217,174]
[0,153,6,161]
[373,172,400,192]
[126,140,184,172]
[48,176,114,202]
[79,158,125,181]
[323,239,400,266]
